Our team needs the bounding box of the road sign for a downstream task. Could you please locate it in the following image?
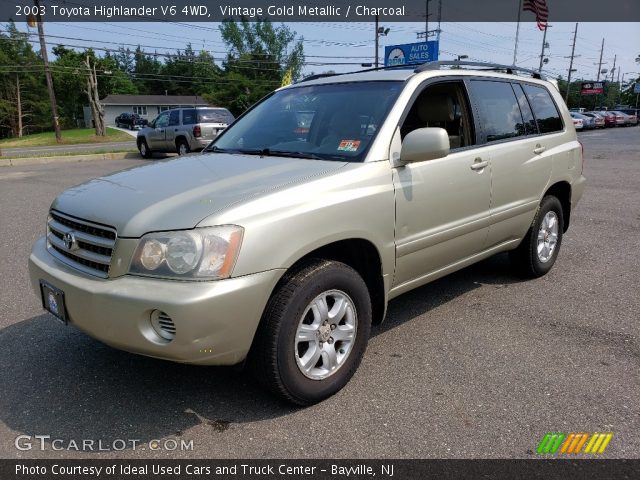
[384,41,439,67]
[634,83,640,94]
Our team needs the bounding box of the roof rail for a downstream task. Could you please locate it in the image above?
[414,61,546,80]
[296,72,342,84]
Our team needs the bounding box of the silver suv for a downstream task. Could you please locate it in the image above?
[137,107,234,157]
[30,62,585,405]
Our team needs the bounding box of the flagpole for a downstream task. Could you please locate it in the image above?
[513,0,523,65]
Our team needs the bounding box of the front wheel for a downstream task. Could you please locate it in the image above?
[138,139,152,159]
[510,195,564,278]
[248,259,372,405]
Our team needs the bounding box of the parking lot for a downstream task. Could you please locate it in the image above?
[0,127,638,459]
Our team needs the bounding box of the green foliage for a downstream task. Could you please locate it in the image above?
[204,19,305,115]
[0,18,305,138]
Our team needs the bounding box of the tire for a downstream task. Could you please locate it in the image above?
[248,259,372,405]
[510,195,564,278]
[176,139,190,156]
[138,139,152,159]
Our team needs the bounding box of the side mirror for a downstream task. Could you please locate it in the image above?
[149,120,156,128]
[399,127,450,164]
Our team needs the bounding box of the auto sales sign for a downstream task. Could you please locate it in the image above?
[580,81,604,95]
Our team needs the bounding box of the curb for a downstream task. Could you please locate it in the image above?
[0,151,139,167]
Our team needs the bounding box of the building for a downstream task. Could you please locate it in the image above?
[83,95,210,127]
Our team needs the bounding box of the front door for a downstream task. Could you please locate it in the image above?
[392,80,491,291]
[148,111,169,150]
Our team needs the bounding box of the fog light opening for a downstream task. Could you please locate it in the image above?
[150,310,176,342]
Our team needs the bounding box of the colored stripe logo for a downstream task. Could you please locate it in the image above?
[537,433,612,454]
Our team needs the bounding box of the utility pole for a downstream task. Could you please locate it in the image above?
[610,55,617,82]
[596,38,604,81]
[538,25,549,73]
[374,15,379,68]
[34,0,61,143]
[513,0,523,65]
[565,22,578,105]
[595,38,605,109]
[16,75,22,138]
[425,0,429,40]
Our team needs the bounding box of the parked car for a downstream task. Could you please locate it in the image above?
[616,108,639,122]
[570,112,593,130]
[582,112,606,128]
[114,113,148,130]
[29,64,585,405]
[610,110,637,126]
[137,107,234,157]
[595,111,618,127]
[571,113,584,130]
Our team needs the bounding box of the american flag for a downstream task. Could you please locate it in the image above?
[523,0,549,30]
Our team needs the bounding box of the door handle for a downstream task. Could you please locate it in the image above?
[533,144,546,155]
[174,128,179,132]
[470,158,489,171]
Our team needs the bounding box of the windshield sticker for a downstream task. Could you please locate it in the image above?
[337,140,361,152]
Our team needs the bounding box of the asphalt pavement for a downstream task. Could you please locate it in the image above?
[0,127,638,459]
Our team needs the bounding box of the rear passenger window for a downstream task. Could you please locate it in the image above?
[512,84,538,135]
[469,80,525,142]
[522,84,563,133]
[168,110,180,126]
[182,109,197,125]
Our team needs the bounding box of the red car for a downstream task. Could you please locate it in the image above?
[595,111,618,127]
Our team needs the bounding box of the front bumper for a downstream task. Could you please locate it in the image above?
[29,237,284,365]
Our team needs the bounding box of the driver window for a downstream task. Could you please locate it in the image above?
[155,112,169,128]
[400,81,474,150]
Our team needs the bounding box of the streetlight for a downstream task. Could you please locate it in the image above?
[374,15,390,68]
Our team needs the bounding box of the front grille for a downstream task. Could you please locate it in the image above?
[46,210,117,278]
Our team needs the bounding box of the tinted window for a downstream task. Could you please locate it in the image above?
[513,84,538,135]
[155,112,169,128]
[168,110,180,126]
[522,84,563,133]
[469,80,525,142]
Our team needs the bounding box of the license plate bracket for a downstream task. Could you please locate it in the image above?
[39,280,68,324]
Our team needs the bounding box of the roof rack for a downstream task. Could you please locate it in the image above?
[414,61,546,80]
[296,72,342,83]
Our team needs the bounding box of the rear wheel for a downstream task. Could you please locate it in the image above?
[248,259,372,405]
[510,195,564,278]
[177,139,190,156]
[138,139,152,159]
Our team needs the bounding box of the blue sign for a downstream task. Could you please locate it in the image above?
[634,83,640,94]
[384,41,439,67]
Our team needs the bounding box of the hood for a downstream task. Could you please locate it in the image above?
[51,153,347,237]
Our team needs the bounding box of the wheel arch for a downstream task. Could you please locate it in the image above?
[270,238,387,326]
[543,181,572,232]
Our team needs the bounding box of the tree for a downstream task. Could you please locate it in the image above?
[0,21,49,138]
[205,19,304,115]
[85,55,105,136]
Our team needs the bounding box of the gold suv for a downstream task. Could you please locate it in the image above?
[30,62,586,404]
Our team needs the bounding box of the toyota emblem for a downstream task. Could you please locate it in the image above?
[63,232,78,251]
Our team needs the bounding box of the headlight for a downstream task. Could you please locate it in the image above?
[129,226,243,280]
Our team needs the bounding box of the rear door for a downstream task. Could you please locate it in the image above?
[164,110,181,151]
[468,80,560,247]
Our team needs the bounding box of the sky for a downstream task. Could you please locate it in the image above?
[10,20,640,85]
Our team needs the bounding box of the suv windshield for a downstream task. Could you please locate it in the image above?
[210,81,403,162]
